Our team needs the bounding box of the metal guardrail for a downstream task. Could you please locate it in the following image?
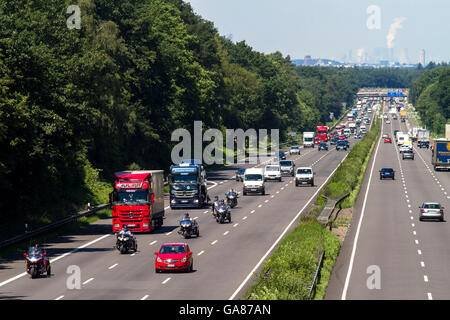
[0,203,111,249]
[317,193,351,225]
[309,250,325,299]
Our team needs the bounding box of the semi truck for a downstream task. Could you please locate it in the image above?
[110,170,165,233]
[400,109,407,122]
[168,159,208,208]
[432,139,450,171]
[417,129,430,148]
[316,126,328,142]
[303,132,315,148]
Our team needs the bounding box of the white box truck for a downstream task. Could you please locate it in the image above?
[303,132,315,148]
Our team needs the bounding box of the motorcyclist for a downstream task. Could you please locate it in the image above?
[117,225,137,251]
[182,212,198,229]
[211,195,220,216]
[28,244,49,269]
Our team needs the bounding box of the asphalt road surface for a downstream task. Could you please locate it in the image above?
[326,106,449,300]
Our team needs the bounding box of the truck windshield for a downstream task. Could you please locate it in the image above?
[171,174,198,184]
[245,174,262,181]
[116,191,148,204]
[304,138,313,142]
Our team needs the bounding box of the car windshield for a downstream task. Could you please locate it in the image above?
[245,174,262,181]
[290,146,299,150]
[171,174,198,184]
[160,245,186,254]
[266,166,280,171]
[279,161,292,166]
[116,191,148,204]
[424,203,440,209]
[297,169,312,174]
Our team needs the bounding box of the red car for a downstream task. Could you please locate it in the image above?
[154,243,193,273]
[314,138,320,144]
[384,138,392,143]
[338,135,346,140]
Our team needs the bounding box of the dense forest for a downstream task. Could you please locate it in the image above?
[0,0,438,230]
[409,66,450,134]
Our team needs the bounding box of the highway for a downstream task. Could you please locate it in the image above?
[326,105,450,300]
[0,116,372,300]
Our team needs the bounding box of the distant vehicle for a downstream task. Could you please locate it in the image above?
[318,142,328,151]
[360,126,367,134]
[235,168,246,181]
[336,140,348,151]
[379,168,395,180]
[243,168,265,195]
[24,246,51,279]
[279,160,295,176]
[431,139,450,171]
[385,119,391,124]
[303,132,315,148]
[402,149,414,160]
[278,151,286,160]
[316,126,329,142]
[154,243,193,273]
[384,137,392,143]
[295,167,314,187]
[418,140,429,149]
[399,144,412,153]
[419,202,444,222]
[330,136,339,145]
[289,145,300,155]
[354,133,362,139]
[382,134,389,139]
[343,128,351,138]
[264,164,282,182]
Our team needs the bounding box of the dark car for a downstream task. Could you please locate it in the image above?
[235,168,246,181]
[278,151,286,160]
[336,140,349,151]
[379,168,395,180]
[418,141,429,149]
[318,142,328,151]
[330,136,339,145]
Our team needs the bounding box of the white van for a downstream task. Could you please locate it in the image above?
[243,168,265,195]
[264,164,282,182]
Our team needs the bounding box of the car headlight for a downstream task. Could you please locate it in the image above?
[157,256,163,263]
[181,256,187,262]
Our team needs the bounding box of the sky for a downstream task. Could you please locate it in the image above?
[186,0,450,63]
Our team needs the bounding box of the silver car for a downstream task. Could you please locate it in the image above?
[419,202,444,222]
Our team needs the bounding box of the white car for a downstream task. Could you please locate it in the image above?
[385,119,391,124]
[295,167,314,187]
[264,165,282,182]
[399,144,412,153]
[289,146,300,155]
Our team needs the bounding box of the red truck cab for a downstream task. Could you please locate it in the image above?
[110,170,165,233]
[316,126,329,142]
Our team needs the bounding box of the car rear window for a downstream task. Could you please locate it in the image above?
[280,161,293,166]
[424,204,440,209]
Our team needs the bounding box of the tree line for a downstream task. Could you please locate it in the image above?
[0,0,434,229]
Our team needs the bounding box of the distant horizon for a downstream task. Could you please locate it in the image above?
[186,0,450,64]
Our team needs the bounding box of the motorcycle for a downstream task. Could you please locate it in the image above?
[116,232,137,254]
[225,191,240,208]
[24,247,51,278]
[178,219,199,239]
[210,200,220,217]
[215,202,231,224]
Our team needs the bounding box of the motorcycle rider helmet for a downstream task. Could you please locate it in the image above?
[184,212,190,219]
[214,195,219,201]
[219,199,225,205]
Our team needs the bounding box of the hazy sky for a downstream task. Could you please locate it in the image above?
[186,0,450,63]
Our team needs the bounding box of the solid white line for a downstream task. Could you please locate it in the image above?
[162,277,171,284]
[341,121,383,300]
[108,263,118,270]
[55,295,64,300]
[141,295,149,300]
[230,151,349,301]
[83,277,94,285]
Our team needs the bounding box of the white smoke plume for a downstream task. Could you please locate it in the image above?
[386,17,407,49]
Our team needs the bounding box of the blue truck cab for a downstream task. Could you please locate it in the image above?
[169,159,208,208]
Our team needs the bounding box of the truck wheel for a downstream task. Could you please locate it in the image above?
[311,180,314,186]
[262,189,265,195]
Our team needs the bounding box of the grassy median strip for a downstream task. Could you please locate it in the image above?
[244,115,381,300]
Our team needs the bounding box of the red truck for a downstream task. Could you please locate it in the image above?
[316,126,329,142]
[110,170,165,233]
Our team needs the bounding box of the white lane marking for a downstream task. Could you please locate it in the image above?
[224,231,229,236]
[410,216,413,220]
[165,231,173,236]
[281,187,284,190]
[193,216,198,220]
[413,231,417,235]
[150,240,157,245]
[418,250,422,255]
[197,250,205,256]
[83,277,94,285]
[207,181,218,190]
[55,295,64,300]
[428,293,433,300]
[270,195,274,198]
[421,261,425,268]
[424,275,429,282]
[242,216,247,220]
[131,253,137,256]
[412,223,415,227]
[264,200,269,203]
[211,240,218,245]
[250,210,255,214]
[258,204,262,208]
[233,223,239,227]
[162,277,171,284]
[0,233,113,288]
[141,295,149,300]
[285,184,289,187]
[108,263,118,270]
[415,240,419,245]
[203,210,209,214]
[276,191,280,194]
[230,151,350,301]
